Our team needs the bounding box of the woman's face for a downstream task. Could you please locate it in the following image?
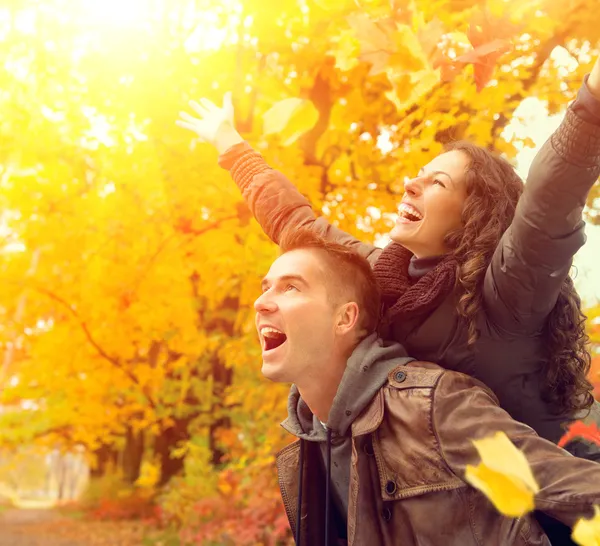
[389,150,470,258]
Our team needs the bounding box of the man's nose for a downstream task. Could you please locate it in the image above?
[254,292,277,314]
[404,175,424,197]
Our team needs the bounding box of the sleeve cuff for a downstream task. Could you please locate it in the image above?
[551,106,600,169]
[217,141,254,171]
[572,74,600,126]
[217,141,272,192]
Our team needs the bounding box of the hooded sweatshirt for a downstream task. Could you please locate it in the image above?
[280,333,414,525]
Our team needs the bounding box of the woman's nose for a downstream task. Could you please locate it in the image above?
[404,175,424,197]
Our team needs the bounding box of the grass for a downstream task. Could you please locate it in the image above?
[141,527,181,546]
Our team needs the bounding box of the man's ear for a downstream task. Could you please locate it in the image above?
[335,302,360,336]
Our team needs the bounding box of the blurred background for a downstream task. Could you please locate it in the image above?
[0,0,599,544]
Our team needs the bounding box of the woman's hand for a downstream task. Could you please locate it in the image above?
[587,56,600,100]
[177,92,244,154]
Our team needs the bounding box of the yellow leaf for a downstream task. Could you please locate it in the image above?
[135,461,160,488]
[313,0,352,10]
[388,24,428,74]
[448,31,470,45]
[346,12,395,75]
[572,506,600,546]
[332,29,360,72]
[416,17,445,59]
[386,68,439,112]
[465,463,536,517]
[262,98,319,146]
[522,137,536,148]
[464,431,539,517]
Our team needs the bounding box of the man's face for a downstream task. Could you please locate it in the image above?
[254,248,339,384]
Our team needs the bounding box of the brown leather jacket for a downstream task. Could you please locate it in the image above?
[276,361,600,546]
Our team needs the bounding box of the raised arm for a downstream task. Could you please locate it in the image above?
[434,372,600,526]
[177,94,381,264]
[483,57,600,334]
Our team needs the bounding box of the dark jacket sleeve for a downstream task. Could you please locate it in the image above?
[218,142,381,265]
[483,84,600,335]
[434,372,600,526]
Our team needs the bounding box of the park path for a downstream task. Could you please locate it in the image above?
[0,508,155,545]
[0,508,83,545]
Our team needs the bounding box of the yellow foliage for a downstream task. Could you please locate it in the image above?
[464,432,539,517]
[135,461,160,489]
[573,506,600,546]
[0,0,597,524]
[263,98,320,146]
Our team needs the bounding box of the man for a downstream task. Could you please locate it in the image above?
[255,227,600,546]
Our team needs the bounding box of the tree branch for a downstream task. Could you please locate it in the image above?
[299,60,335,166]
[25,284,157,409]
[491,29,572,139]
[128,213,240,295]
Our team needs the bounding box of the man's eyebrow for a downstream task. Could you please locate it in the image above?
[260,274,309,290]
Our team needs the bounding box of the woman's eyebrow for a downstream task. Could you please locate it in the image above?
[420,167,455,186]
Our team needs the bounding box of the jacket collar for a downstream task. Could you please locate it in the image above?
[351,362,436,437]
[351,388,384,437]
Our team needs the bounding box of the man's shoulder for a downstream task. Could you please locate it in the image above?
[383,360,444,390]
[353,361,498,437]
[385,360,494,397]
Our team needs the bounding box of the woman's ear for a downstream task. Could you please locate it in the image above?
[335,302,360,336]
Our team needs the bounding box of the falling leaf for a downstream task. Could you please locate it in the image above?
[347,12,395,53]
[262,98,319,146]
[416,17,446,60]
[432,8,517,90]
[346,12,444,78]
[457,39,512,64]
[388,24,428,73]
[386,67,439,111]
[464,431,539,517]
[572,506,600,546]
[346,13,396,75]
[467,8,519,47]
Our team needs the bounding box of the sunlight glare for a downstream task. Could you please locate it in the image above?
[78,0,155,27]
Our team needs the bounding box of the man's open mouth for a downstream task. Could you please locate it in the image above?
[398,202,423,222]
[261,326,288,352]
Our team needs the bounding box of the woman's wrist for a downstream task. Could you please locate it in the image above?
[587,57,600,101]
[215,123,244,155]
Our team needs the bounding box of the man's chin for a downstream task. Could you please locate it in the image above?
[261,362,287,383]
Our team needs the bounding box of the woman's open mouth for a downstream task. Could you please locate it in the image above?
[397,202,423,224]
[260,326,288,353]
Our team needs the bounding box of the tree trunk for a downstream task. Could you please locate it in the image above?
[122,427,145,484]
[155,418,190,486]
[209,353,233,467]
[91,444,118,478]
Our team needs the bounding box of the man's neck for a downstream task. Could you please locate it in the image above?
[296,355,347,424]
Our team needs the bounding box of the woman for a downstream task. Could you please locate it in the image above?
[177,60,600,449]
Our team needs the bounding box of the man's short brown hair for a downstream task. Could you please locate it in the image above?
[279,227,381,335]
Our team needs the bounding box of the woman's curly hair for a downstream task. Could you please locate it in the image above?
[443,140,593,416]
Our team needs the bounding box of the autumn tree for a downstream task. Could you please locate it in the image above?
[0,0,598,534]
